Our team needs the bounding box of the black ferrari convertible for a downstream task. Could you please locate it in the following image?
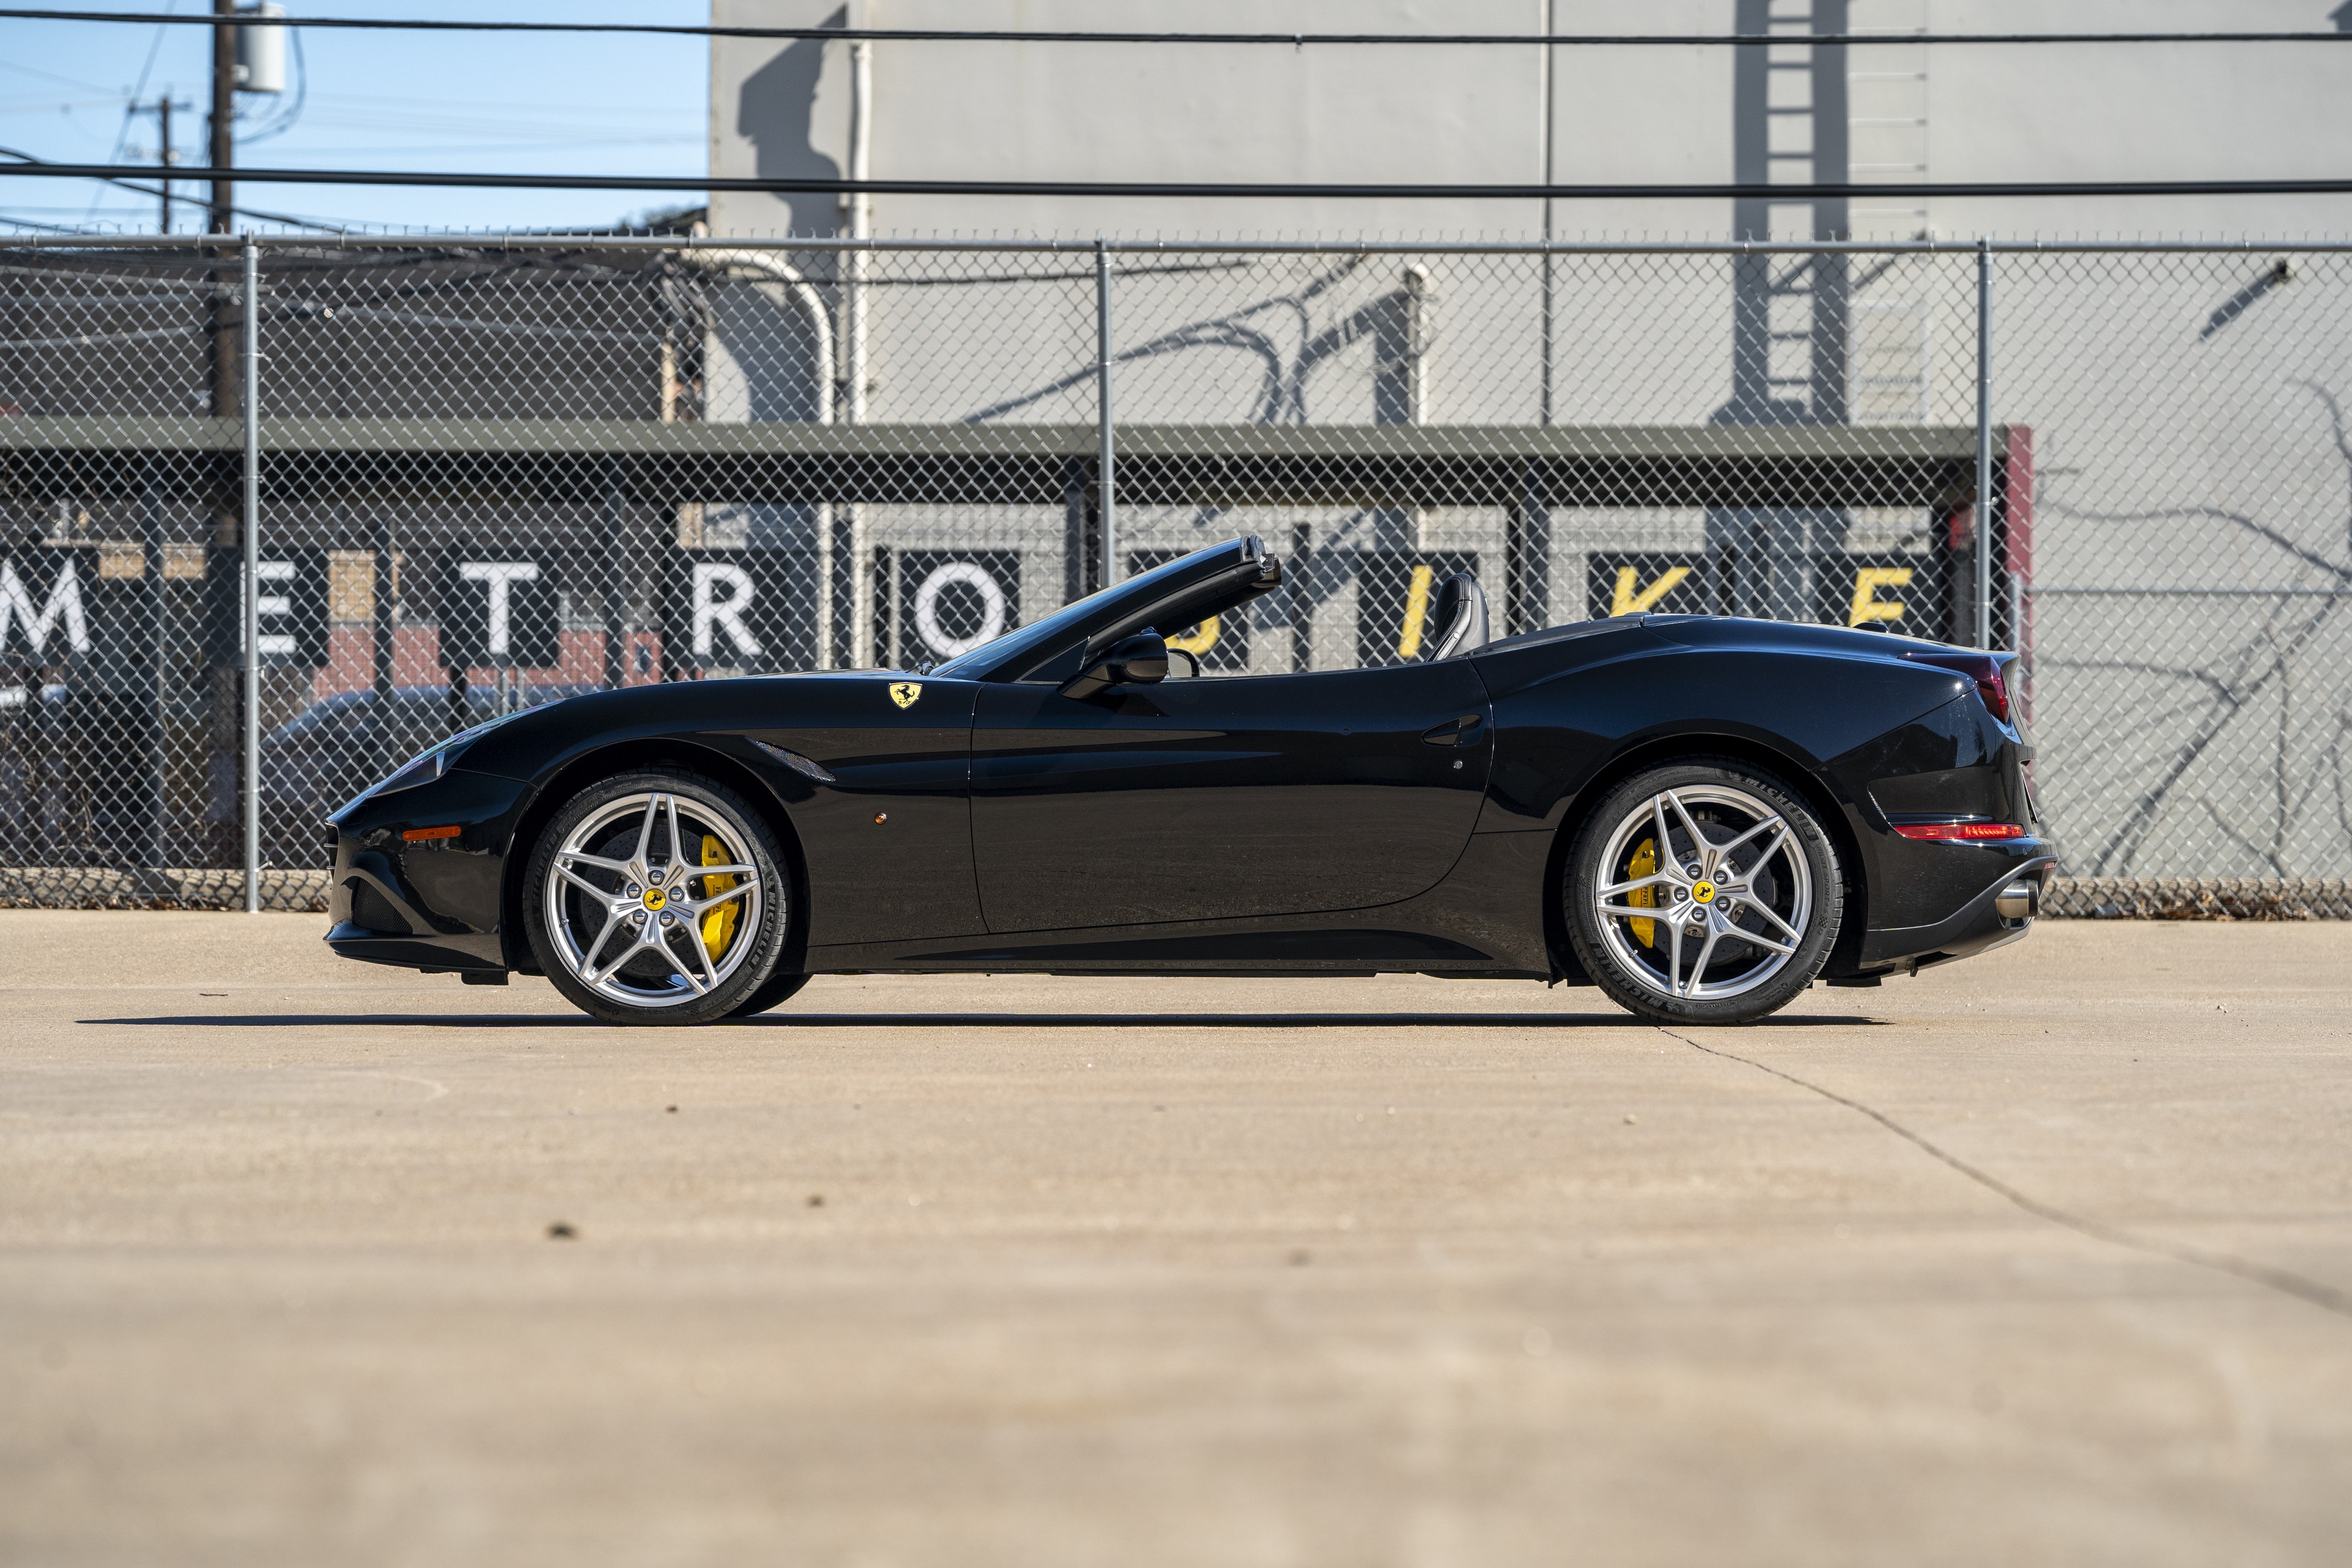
[325,535,2053,1026]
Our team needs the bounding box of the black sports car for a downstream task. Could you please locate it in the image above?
[325,536,2053,1026]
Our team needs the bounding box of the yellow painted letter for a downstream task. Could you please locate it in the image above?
[1610,564,1692,618]
[1847,566,1915,627]
[1168,616,1221,656]
[1396,565,1436,658]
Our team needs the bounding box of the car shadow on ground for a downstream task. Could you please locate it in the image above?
[83,1011,1884,1030]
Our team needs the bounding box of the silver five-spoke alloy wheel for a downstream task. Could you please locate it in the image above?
[541,790,767,1009]
[1591,783,1813,1002]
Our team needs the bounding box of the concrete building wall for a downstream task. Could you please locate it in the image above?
[710,0,1549,242]
[709,0,2352,245]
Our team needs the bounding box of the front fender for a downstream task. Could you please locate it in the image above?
[325,764,535,970]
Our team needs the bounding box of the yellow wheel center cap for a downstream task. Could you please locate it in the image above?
[642,888,668,911]
[1690,880,1718,904]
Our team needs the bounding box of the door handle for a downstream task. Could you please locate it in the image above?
[1421,714,1484,746]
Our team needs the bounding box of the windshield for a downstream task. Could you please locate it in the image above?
[928,542,1244,680]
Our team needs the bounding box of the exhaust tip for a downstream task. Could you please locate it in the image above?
[1994,879,2039,922]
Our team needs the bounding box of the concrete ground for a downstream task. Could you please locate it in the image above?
[2,914,2348,1567]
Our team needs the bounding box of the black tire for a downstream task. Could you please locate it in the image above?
[727,969,813,1019]
[523,768,791,1026]
[1565,758,1842,1026]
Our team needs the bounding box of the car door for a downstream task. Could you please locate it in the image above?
[751,676,984,948]
[970,661,1492,934]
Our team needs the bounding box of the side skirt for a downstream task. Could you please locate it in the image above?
[802,829,1562,977]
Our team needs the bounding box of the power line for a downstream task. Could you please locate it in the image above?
[0,147,352,229]
[71,0,165,229]
[0,56,118,92]
[0,9,2347,45]
[6,161,2352,201]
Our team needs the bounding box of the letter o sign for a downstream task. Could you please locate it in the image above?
[912,560,1007,657]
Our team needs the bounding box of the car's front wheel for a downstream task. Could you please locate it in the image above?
[523,769,790,1025]
[727,969,813,1019]
[1566,760,1842,1025]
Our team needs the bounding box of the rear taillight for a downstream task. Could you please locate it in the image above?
[1892,821,2026,842]
[1903,650,2012,724]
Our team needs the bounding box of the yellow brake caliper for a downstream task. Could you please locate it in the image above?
[1628,837,1658,949]
[699,834,740,958]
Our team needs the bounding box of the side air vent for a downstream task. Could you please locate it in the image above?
[350,883,413,937]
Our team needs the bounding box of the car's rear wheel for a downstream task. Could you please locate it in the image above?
[523,770,790,1026]
[1566,760,1842,1025]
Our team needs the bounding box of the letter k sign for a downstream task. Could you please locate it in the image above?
[1610,564,1691,618]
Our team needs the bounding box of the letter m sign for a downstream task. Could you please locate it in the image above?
[0,556,91,656]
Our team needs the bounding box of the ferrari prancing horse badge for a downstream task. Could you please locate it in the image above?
[888,681,922,710]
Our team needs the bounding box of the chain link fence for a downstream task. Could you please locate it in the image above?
[1,235,2346,915]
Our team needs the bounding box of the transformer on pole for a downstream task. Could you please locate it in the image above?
[235,4,289,95]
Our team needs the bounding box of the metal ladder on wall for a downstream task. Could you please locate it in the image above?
[1846,0,1933,424]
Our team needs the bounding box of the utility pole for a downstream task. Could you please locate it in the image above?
[208,0,238,416]
[208,0,235,238]
[156,96,173,232]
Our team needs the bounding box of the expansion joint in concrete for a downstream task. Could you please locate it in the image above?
[1653,1025,2352,1324]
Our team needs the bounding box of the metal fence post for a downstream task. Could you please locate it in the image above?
[1095,238,1117,588]
[240,234,262,912]
[1973,236,1993,651]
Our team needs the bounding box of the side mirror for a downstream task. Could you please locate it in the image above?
[1060,630,1170,700]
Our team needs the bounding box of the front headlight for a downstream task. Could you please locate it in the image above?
[370,746,457,797]
[336,708,529,818]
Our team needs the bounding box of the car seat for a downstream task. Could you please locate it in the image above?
[1426,573,1489,660]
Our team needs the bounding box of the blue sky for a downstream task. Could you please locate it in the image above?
[0,1,711,233]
